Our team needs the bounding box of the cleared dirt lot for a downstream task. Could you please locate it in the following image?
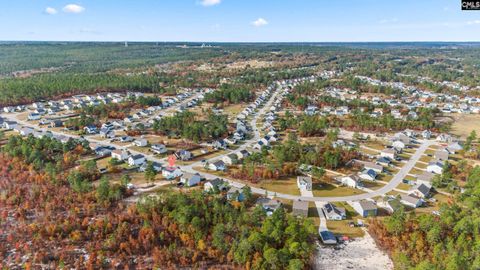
[451,113,480,139]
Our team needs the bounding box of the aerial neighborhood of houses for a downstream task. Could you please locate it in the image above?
[0,70,471,247]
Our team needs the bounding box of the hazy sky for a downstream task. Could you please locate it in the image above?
[1,0,480,42]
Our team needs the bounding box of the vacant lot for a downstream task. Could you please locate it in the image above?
[451,114,480,139]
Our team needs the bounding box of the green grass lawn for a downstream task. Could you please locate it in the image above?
[415,162,428,169]
[326,202,365,238]
[409,167,425,175]
[362,180,385,190]
[258,177,301,196]
[312,183,365,197]
[396,182,412,191]
[419,155,432,163]
[378,174,393,182]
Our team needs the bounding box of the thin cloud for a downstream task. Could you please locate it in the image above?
[63,4,85,14]
[252,18,268,27]
[467,20,480,25]
[200,0,221,7]
[45,7,58,15]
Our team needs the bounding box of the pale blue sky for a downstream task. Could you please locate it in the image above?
[0,0,480,42]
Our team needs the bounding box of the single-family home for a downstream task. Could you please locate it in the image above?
[256,197,282,215]
[292,200,309,217]
[447,142,463,154]
[359,169,377,181]
[50,120,63,128]
[128,154,146,167]
[222,153,239,165]
[175,150,193,161]
[111,149,129,161]
[83,125,98,134]
[95,146,115,156]
[341,174,363,188]
[180,173,202,187]
[139,161,162,173]
[400,194,423,208]
[134,138,148,147]
[427,161,444,175]
[27,113,41,121]
[363,161,384,173]
[409,183,431,199]
[434,150,449,161]
[380,148,396,160]
[392,140,406,151]
[212,139,228,150]
[377,156,392,167]
[297,176,312,191]
[322,203,346,220]
[204,178,228,192]
[416,171,435,186]
[162,166,183,180]
[226,187,245,202]
[3,121,17,130]
[422,130,432,139]
[351,200,378,217]
[209,160,226,171]
[151,144,168,154]
[236,149,250,160]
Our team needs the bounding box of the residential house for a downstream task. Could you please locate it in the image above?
[95,146,114,156]
[111,150,129,161]
[226,187,245,202]
[427,161,444,174]
[83,125,98,134]
[134,138,148,147]
[297,176,312,191]
[409,183,431,199]
[209,160,226,171]
[180,173,202,187]
[3,121,17,129]
[127,154,146,167]
[256,197,282,216]
[363,161,384,173]
[377,156,392,166]
[139,162,162,173]
[341,174,363,188]
[380,148,396,160]
[400,194,423,208]
[359,169,377,181]
[151,144,168,154]
[212,139,228,150]
[434,150,449,161]
[204,178,228,192]
[222,154,238,165]
[236,149,250,160]
[27,113,41,121]
[175,150,193,161]
[322,203,346,220]
[422,130,432,139]
[447,142,463,154]
[162,166,183,180]
[351,200,378,217]
[416,171,435,186]
[292,200,309,217]
[50,120,63,128]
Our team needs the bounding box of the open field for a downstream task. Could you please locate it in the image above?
[312,183,365,197]
[451,114,480,139]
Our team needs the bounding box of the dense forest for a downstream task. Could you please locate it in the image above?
[0,135,317,269]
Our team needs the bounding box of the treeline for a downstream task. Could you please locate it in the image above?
[153,111,228,142]
[204,84,254,104]
[369,165,480,269]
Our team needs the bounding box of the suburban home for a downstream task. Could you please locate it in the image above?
[222,154,239,165]
[27,113,41,121]
[134,138,148,147]
[226,187,245,202]
[383,199,403,214]
[162,166,183,180]
[151,144,168,154]
[204,178,229,192]
[319,231,337,245]
[322,203,347,220]
[100,128,114,138]
[50,120,63,128]
[119,136,134,143]
[127,154,146,167]
[422,130,432,139]
[380,148,396,160]
[111,149,129,161]
[351,200,378,217]
[363,161,384,173]
[253,140,266,150]
[209,160,226,171]
[292,200,309,217]
[436,133,453,143]
[434,150,449,161]
[139,162,162,173]
[212,139,228,150]
[95,146,115,156]
[392,140,406,151]
[359,169,377,181]
[180,173,202,187]
[256,197,282,215]
[446,142,463,154]
[409,183,431,198]
[236,149,250,160]
[416,171,435,186]
[297,176,313,191]
[427,161,444,174]
[3,121,17,129]
[175,150,193,161]
[341,174,363,188]
[400,194,423,208]
[20,127,34,136]
[377,156,392,166]
[83,125,98,134]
